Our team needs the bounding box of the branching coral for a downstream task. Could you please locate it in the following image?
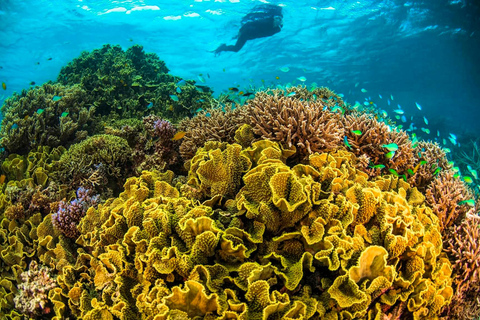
[13,260,57,317]
[442,214,480,320]
[244,93,344,161]
[178,106,248,160]
[425,170,476,232]
[407,141,452,191]
[56,44,214,120]
[54,134,133,195]
[342,113,415,176]
[51,187,100,238]
[261,85,347,111]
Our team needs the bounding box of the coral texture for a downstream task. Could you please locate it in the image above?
[425,170,476,232]
[54,134,133,195]
[442,214,480,320]
[343,113,415,176]
[244,93,344,160]
[0,83,97,156]
[408,141,451,191]
[13,260,57,317]
[48,141,454,320]
[179,106,248,160]
[51,187,100,238]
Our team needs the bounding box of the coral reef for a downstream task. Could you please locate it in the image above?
[51,187,100,238]
[442,214,480,320]
[244,92,344,161]
[13,260,57,318]
[48,141,453,320]
[0,43,478,319]
[425,170,476,232]
[0,83,97,156]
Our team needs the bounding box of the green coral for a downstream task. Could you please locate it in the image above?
[0,83,97,156]
[54,134,133,195]
[57,44,215,121]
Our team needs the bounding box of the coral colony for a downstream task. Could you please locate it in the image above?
[0,44,478,319]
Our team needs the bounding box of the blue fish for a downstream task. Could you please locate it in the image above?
[52,95,62,102]
[169,95,179,102]
[176,87,182,93]
[177,79,186,87]
[147,102,153,109]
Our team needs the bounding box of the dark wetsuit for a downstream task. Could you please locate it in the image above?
[214,4,283,55]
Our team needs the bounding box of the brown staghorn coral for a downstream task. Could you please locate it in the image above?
[425,169,476,232]
[441,214,480,320]
[244,92,344,161]
[260,85,347,111]
[178,106,247,160]
[343,113,415,176]
[408,141,452,191]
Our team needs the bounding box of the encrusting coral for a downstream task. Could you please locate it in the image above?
[46,139,454,320]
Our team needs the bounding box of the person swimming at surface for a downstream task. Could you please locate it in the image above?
[214,4,283,55]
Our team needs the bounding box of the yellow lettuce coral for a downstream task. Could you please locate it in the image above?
[50,141,452,320]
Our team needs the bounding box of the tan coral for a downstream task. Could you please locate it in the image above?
[425,170,476,232]
[343,113,415,177]
[408,141,452,191]
[178,106,247,160]
[442,214,480,320]
[244,93,344,160]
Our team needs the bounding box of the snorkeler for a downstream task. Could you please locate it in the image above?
[214,4,283,55]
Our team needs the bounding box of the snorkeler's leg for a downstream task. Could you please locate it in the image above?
[213,35,247,55]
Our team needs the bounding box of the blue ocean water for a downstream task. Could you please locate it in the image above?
[0,0,479,140]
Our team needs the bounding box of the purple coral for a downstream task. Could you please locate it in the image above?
[14,260,57,317]
[51,187,100,238]
[153,118,176,143]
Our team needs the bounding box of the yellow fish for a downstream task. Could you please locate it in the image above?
[171,131,186,141]
[0,174,5,184]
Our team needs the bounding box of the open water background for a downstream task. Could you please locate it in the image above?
[0,0,479,143]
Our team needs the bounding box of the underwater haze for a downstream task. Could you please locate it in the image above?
[1,0,480,138]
